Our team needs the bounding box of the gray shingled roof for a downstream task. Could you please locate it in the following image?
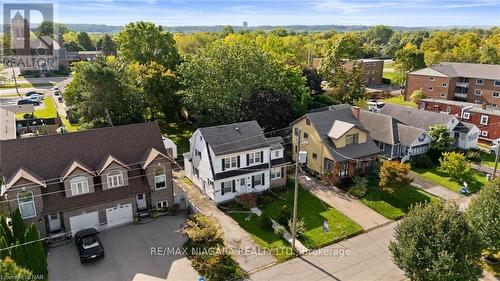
[379,103,453,131]
[299,104,380,162]
[266,136,284,150]
[359,110,396,145]
[396,124,426,146]
[411,62,500,80]
[199,121,269,156]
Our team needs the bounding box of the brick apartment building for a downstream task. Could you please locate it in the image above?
[405,62,500,106]
[419,98,500,142]
[312,58,384,86]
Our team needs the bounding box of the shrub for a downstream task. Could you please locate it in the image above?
[260,215,274,231]
[410,154,433,168]
[465,149,481,162]
[277,205,291,226]
[274,225,285,236]
[287,218,306,238]
[0,257,32,279]
[183,214,224,247]
[336,177,354,191]
[348,184,367,198]
[257,194,275,206]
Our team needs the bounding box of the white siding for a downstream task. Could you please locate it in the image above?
[213,171,270,202]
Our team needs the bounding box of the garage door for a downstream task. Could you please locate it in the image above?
[106,203,133,228]
[69,212,99,235]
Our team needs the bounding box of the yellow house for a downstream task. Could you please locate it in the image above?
[290,104,380,184]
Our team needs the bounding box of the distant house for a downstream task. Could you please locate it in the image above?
[378,103,479,149]
[358,110,432,160]
[290,104,380,183]
[183,121,289,204]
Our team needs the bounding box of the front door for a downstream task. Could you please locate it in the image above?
[48,213,62,233]
[136,194,147,210]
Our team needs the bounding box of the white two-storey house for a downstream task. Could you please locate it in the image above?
[184,121,289,203]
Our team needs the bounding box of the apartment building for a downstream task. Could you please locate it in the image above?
[405,62,500,105]
[312,58,384,86]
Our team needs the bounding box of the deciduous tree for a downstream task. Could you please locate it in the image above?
[428,124,453,152]
[77,32,95,51]
[379,161,411,193]
[438,152,471,181]
[240,89,292,132]
[97,34,117,56]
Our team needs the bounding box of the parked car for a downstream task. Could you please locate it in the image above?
[27,94,44,100]
[25,91,43,97]
[53,89,61,96]
[74,228,105,263]
[27,96,43,103]
[490,139,500,154]
[17,99,40,106]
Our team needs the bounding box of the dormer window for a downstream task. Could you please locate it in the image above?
[107,170,124,188]
[17,191,36,219]
[154,166,166,190]
[345,134,359,145]
[70,176,90,196]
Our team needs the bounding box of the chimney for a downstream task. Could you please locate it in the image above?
[351,106,360,119]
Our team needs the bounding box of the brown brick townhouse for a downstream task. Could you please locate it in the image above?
[405,62,500,106]
[0,122,174,240]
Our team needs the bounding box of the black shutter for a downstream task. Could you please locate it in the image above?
[262,173,265,185]
[281,167,285,178]
[237,156,240,168]
[260,151,264,163]
[232,180,236,192]
[252,176,255,188]
[221,182,225,195]
[246,154,249,165]
[222,159,225,171]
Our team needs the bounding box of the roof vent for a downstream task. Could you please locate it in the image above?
[234,127,239,131]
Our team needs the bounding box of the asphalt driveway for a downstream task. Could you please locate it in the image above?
[47,214,199,281]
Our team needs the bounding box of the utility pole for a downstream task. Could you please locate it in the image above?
[291,127,301,251]
[493,143,500,179]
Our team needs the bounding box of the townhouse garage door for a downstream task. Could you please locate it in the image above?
[69,204,133,234]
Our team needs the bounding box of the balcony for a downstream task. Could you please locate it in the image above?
[456,82,469,88]
[454,93,467,99]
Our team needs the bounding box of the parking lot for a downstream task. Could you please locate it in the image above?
[47,214,199,281]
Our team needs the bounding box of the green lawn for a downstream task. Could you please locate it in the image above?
[475,151,497,169]
[360,181,439,220]
[160,122,195,156]
[61,116,80,132]
[15,97,58,119]
[262,183,363,249]
[383,95,417,108]
[230,212,294,262]
[413,166,487,193]
[0,82,54,89]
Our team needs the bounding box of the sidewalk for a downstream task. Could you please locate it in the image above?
[173,171,277,273]
[298,174,391,231]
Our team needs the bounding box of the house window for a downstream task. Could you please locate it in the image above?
[493,92,500,98]
[324,158,334,172]
[463,112,470,119]
[338,162,349,177]
[240,177,246,187]
[271,167,282,179]
[378,141,385,150]
[223,156,238,169]
[474,89,482,96]
[154,166,166,190]
[274,151,280,158]
[294,127,300,136]
[306,118,311,125]
[481,130,488,137]
[476,79,484,85]
[107,170,124,188]
[429,77,435,81]
[303,132,309,140]
[248,152,260,165]
[440,93,446,98]
[480,115,489,125]
[312,153,318,159]
[252,174,264,187]
[156,200,168,209]
[17,191,36,219]
[428,87,433,91]
[494,80,500,87]
[345,134,359,145]
[442,83,447,87]
[70,176,90,196]
[222,180,233,194]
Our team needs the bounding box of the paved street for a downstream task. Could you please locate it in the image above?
[47,214,198,281]
[299,173,391,231]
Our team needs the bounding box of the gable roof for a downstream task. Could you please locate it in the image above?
[4,167,46,193]
[379,103,454,131]
[199,121,269,156]
[327,120,356,139]
[396,124,428,146]
[140,147,170,169]
[410,62,500,80]
[358,110,396,145]
[60,160,95,181]
[295,104,380,162]
[266,136,284,150]
[0,122,167,182]
[96,155,129,175]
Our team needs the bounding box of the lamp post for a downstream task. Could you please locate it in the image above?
[292,128,307,251]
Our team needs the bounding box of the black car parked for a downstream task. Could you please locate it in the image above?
[25,91,43,97]
[74,228,105,263]
[17,99,40,106]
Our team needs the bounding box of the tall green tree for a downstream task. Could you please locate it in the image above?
[438,152,471,181]
[10,209,25,243]
[428,124,453,152]
[394,43,426,85]
[389,202,482,281]
[23,224,47,277]
[97,34,117,56]
[0,215,13,245]
[35,21,69,37]
[77,32,95,51]
[365,25,394,45]
[240,89,292,132]
[115,21,180,69]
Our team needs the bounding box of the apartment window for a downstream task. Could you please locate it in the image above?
[345,134,359,145]
[223,156,238,169]
[493,92,500,98]
[156,200,168,209]
[324,158,334,172]
[222,180,233,194]
[476,79,484,85]
[481,130,489,137]
[70,176,90,196]
[494,80,500,87]
[442,83,447,88]
[338,162,349,177]
[428,87,433,91]
[107,170,124,188]
[474,89,482,96]
[312,153,318,159]
[378,142,385,150]
[154,166,166,190]
[248,152,261,165]
[17,191,36,219]
[306,118,311,125]
[480,115,489,125]
[429,77,435,81]
[440,93,446,98]
[271,167,282,179]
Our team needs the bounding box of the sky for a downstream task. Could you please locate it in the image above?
[12,0,500,27]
